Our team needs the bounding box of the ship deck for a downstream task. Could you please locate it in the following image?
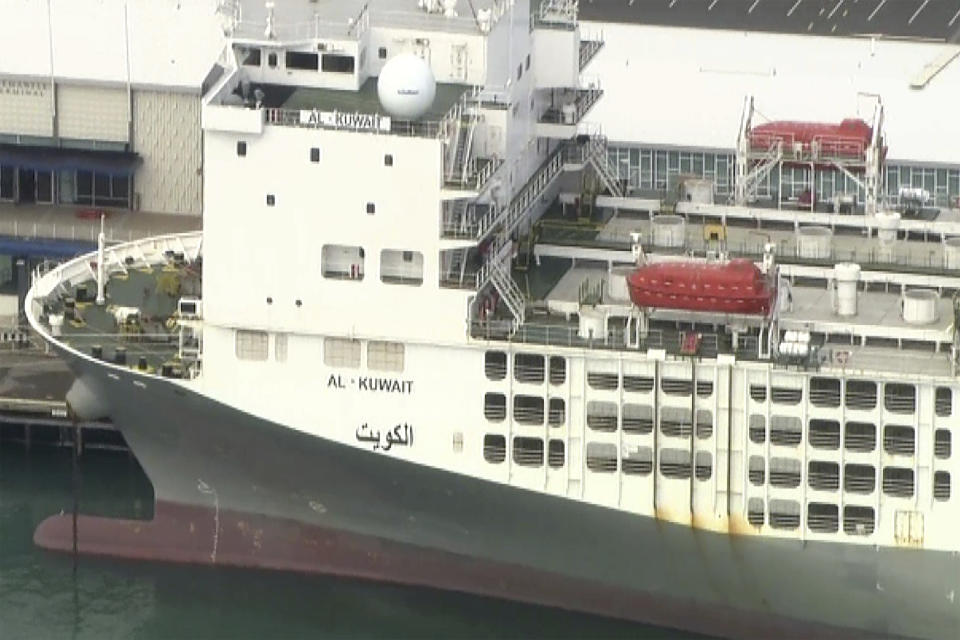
[34,247,201,378]
[475,201,960,379]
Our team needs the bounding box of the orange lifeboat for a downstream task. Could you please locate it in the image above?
[626,259,774,315]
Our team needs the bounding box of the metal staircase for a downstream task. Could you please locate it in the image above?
[734,141,782,206]
[446,115,477,184]
[489,259,526,325]
[585,134,623,198]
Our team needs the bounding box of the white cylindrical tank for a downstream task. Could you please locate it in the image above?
[875,210,901,245]
[607,266,633,301]
[944,237,960,270]
[834,262,861,317]
[651,215,685,248]
[902,289,938,325]
[578,306,605,340]
[377,53,437,119]
[796,226,832,259]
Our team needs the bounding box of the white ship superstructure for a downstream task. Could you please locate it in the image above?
[23,2,960,638]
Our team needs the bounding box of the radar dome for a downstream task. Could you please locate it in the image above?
[377,53,436,120]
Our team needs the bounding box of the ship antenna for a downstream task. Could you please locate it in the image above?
[96,214,106,306]
[630,232,646,266]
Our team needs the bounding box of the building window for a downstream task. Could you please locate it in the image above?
[384,154,393,166]
[934,471,951,501]
[274,333,288,362]
[513,437,544,467]
[517,64,522,81]
[525,53,530,70]
[368,341,404,372]
[380,249,423,285]
[483,434,506,463]
[310,147,320,163]
[321,244,365,280]
[378,47,388,59]
[366,202,375,214]
[266,194,275,206]
[237,141,247,156]
[267,52,278,68]
[323,337,361,368]
[235,330,268,361]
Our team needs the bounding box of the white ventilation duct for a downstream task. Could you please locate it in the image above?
[902,289,938,325]
[833,263,860,317]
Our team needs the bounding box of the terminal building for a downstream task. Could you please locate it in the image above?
[0,0,223,216]
[583,16,960,213]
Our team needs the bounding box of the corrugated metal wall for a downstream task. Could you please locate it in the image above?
[0,78,54,137]
[132,89,202,216]
[57,84,128,142]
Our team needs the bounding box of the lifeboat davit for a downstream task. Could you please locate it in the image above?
[626,258,773,315]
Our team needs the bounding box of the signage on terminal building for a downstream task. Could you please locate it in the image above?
[0,79,47,97]
[298,109,391,133]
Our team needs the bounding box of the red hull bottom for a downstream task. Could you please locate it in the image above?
[34,503,881,640]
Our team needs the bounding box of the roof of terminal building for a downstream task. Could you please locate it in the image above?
[581,0,960,42]
[0,0,225,91]
[585,22,960,165]
[231,0,508,37]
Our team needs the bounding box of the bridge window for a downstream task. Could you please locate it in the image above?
[286,51,318,71]
[321,53,355,73]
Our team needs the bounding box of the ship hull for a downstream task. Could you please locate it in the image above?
[36,352,960,640]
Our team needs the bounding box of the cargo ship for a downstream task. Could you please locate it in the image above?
[23,1,960,638]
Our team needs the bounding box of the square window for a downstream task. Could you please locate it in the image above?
[378,47,387,59]
[366,202,375,214]
[266,194,275,206]
[310,147,320,163]
[236,141,247,157]
[402,251,413,262]
[525,53,530,70]
[384,154,393,166]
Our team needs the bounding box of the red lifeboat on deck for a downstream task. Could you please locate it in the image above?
[626,259,773,315]
[749,118,874,160]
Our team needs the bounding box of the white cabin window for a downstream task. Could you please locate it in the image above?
[324,337,360,368]
[322,244,364,280]
[274,333,288,362]
[368,341,404,372]
[235,330,268,361]
[380,249,423,285]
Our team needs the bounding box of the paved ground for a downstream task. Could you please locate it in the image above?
[0,349,73,402]
[581,0,960,42]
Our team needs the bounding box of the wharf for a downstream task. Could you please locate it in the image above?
[0,348,123,452]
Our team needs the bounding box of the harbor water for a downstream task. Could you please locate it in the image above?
[0,443,709,639]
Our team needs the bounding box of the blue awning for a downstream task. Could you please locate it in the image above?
[0,235,95,259]
[0,144,140,176]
